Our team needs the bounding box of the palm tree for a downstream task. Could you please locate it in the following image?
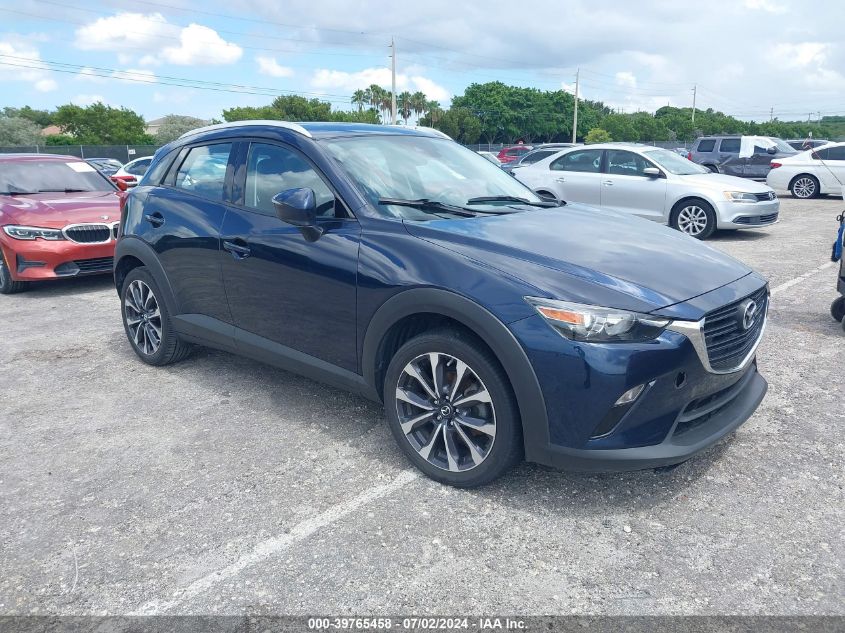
[368,84,386,122]
[426,100,442,126]
[398,91,412,125]
[410,91,427,123]
[351,89,367,112]
[380,90,394,124]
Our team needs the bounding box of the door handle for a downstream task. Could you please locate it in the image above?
[223,240,251,260]
[602,180,614,186]
[555,177,566,183]
[144,212,165,227]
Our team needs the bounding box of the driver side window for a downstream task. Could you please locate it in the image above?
[245,143,337,218]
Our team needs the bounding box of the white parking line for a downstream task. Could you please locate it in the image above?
[770,261,836,296]
[131,469,419,615]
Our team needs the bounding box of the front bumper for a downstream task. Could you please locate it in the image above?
[715,198,780,229]
[0,235,115,281]
[510,278,769,472]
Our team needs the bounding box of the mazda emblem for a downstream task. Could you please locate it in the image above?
[740,300,758,330]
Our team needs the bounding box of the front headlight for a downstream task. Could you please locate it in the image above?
[2,225,65,241]
[723,191,757,203]
[525,297,670,343]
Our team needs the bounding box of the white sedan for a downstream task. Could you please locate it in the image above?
[765,142,845,199]
[111,155,154,188]
[513,143,779,239]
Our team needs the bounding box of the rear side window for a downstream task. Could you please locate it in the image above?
[719,138,741,153]
[696,139,716,152]
[244,143,336,218]
[143,149,177,185]
[522,150,556,165]
[551,149,603,173]
[823,146,845,160]
[174,143,232,201]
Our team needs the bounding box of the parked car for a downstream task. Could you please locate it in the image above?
[496,145,533,164]
[476,151,501,165]
[785,139,830,151]
[501,144,578,174]
[513,143,779,240]
[766,142,845,199]
[0,154,122,294]
[688,135,796,179]
[115,121,769,487]
[111,155,153,188]
[86,157,123,177]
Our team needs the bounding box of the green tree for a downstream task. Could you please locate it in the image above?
[53,103,151,144]
[436,107,482,144]
[2,106,54,127]
[397,91,412,125]
[410,91,427,123]
[154,115,209,144]
[0,117,42,145]
[585,128,612,144]
[351,89,367,112]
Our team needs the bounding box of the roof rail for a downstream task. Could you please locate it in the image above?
[179,120,312,139]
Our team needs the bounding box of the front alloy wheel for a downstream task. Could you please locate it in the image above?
[384,329,522,487]
[396,352,496,472]
[672,200,716,240]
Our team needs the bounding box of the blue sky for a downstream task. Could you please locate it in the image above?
[1,0,844,123]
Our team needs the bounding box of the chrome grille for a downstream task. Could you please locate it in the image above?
[703,286,768,372]
[63,223,112,244]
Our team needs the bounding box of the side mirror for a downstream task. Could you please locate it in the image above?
[643,167,662,178]
[767,146,777,154]
[272,187,323,241]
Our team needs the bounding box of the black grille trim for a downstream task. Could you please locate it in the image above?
[703,286,768,372]
[734,212,779,225]
[752,191,776,202]
[63,223,112,244]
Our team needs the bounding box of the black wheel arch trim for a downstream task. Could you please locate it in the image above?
[361,287,551,463]
[114,237,180,316]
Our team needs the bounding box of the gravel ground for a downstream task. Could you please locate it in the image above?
[0,195,843,617]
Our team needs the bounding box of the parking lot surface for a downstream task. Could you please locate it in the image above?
[1,195,843,616]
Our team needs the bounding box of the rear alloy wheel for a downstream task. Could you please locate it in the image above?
[0,251,27,295]
[671,200,716,240]
[790,175,819,199]
[705,164,719,173]
[121,267,192,366]
[831,296,845,323]
[384,329,521,487]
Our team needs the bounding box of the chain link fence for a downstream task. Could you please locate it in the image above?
[0,145,161,162]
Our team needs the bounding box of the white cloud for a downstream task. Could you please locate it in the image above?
[256,56,294,78]
[74,13,241,66]
[160,24,242,65]
[744,0,787,13]
[615,71,637,89]
[0,40,57,92]
[76,67,105,82]
[311,67,449,101]
[771,42,829,68]
[112,68,157,83]
[71,94,108,106]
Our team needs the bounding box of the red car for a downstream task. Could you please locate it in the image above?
[496,145,533,164]
[0,154,123,294]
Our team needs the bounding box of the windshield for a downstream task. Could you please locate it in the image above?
[642,148,710,175]
[320,135,543,219]
[768,137,797,154]
[0,159,115,194]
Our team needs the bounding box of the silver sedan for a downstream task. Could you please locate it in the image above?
[513,143,779,240]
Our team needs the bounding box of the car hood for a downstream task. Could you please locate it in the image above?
[403,203,752,313]
[677,173,773,192]
[0,191,121,228]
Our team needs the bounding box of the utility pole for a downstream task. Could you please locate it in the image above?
[769,107,773,122]
[571,68,579,143]
[390,38,397,125]
[691,85,696,125]
[818,111,822,126]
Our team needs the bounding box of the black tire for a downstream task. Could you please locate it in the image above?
[790,174,820,199]
[383,328,522,487]
[670,198,717,240]
[0,250,27,295]
[704,164,719,173]
[831,296,845,322]
[120,266,192,366]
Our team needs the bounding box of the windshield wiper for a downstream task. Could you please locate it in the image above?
[37,188,92,193]
[0,188,38,195]
[378,197,480,218]
[466,195,560,208]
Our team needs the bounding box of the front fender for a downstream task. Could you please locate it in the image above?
[361,287,550,462]
[113,236,180,317]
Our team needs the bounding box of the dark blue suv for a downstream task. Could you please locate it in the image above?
[114,121,769,487]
